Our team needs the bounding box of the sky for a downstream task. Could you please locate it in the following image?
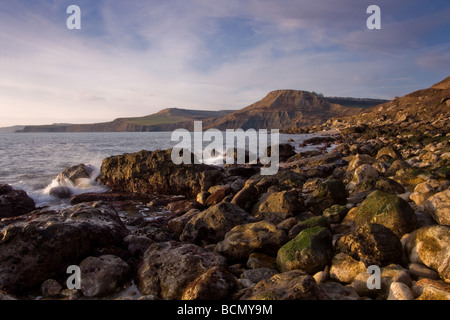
[0,0,449,127]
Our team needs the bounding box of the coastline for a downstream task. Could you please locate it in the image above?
[1,124,449,301]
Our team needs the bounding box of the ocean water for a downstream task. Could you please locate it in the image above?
[0,131,332,208]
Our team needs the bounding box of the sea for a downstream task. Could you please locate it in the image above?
[0,131,334,209]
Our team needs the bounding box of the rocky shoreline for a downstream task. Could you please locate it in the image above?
[1,123,449,301]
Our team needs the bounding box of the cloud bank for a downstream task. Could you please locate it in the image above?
[0,0,449,126]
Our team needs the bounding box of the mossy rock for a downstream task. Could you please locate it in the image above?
[288,216,330,238]
[276,226,333,274]
[323,205,349,223]
[305,179,348,214]
[349,190,417,237]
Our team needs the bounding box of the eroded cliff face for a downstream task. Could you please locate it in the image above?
[203,90,362,130]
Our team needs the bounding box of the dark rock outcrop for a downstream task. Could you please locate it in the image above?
[0,202,128,294]
[0,184,35,218]
[99,149,223,197]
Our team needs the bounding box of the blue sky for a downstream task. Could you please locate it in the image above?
[0,0,449,127]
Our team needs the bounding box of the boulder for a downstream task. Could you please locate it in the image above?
[347,154,375,171]
[351,264,411,299]
[376,146,401,160]
[387,282,414,300]
[181,266,237,300]
[0,202,128,294]
[251,190,304,223]
[276,226,333,274]
[305,179,347,214]
[99,149,223,197]
[56,163,96,184]
[0,184,35,218]
[329,253,366,284]
[240,268,278,284]
[408,263,440,281]
[323,205,349,224]
[424,190,450,225]
[40,279,63,298]
[336,223,403,267]
[137,241,226,299]
[343,190,417,237]
[79,255,130,297]
[385,160,411,177]
[413,278,450,300]
[216,221,288,260]
[352,164,379,184]
[123,235,153,257]
[409,179,441,206]
[167,209,201,239]
[403,225,450,280]
[205,185,231,206]
[288,216,330,239]
[230,184,260,211]
[239,270,330,300]
[318,282,360,300]
[247,253,277,270]
[180,202,254,245]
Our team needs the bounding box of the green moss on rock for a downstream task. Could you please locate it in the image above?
[276,226,333,274]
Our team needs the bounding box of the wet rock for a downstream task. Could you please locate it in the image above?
[239,270,330,300]
[99,149,223,197]
[0,184,35,218]
[403,225,450,280]
[0,202,128,294]
[268,143,296,162]
[165,200,203,216]
[180,202,254,245]
[137,241,226,299]
[424,189,450,225]
[57,163,96,185]
[336,223,402,267]
[181,266,237,300]
[216,221,288,261]
[276,226,333,274]
[123,235,153,257]
[343,190,417,237]
[79,254,130,298]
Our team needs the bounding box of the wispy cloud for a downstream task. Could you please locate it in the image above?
[0,0,449,126]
